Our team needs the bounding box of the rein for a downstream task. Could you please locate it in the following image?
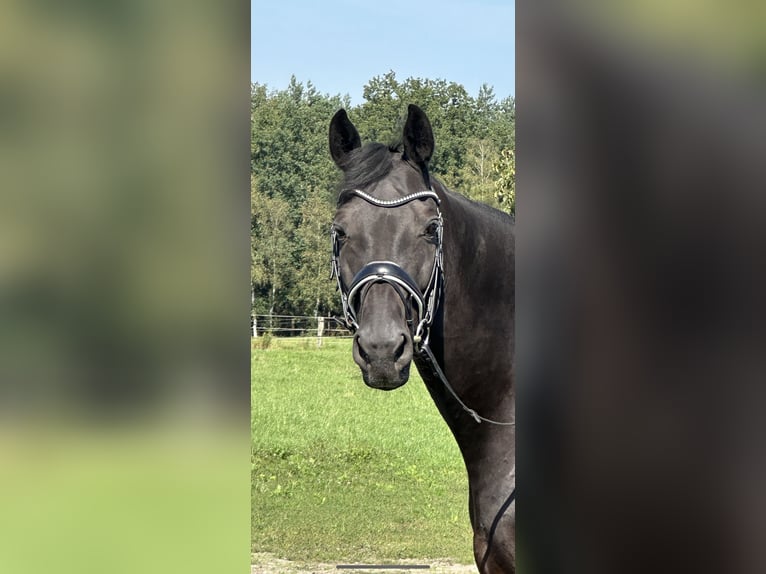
[332,188,514,427]
[417,343,515,426]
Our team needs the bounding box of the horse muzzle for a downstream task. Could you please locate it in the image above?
[351,286,414,390]
[353,337,412,390]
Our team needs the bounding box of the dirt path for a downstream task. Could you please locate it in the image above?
[251,552,477,573]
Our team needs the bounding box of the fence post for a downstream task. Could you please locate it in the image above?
[251,285,256,338]
[317,316,325,347]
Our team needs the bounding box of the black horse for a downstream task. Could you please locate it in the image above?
[328,105,515,573]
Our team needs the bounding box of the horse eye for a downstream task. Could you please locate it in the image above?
[333,225,347,241]
[424,221,439,239]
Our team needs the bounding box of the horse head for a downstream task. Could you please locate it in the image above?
[329,105,442,390]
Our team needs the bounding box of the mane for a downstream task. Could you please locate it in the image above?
[336,142,402,201]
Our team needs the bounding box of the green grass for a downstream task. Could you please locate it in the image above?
[251,338,473,564]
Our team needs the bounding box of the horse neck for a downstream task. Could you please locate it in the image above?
[425,181,515,412]
[437,183,514,308]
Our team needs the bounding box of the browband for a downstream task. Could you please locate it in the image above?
[345,189,440,208]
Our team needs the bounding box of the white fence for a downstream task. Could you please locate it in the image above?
[251,314,352,340]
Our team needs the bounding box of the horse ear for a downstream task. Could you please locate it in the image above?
[329,109,361,168]
[402,104,434,166]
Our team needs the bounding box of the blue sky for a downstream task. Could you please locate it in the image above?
[251,0,515,105]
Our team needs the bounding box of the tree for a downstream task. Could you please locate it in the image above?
[355,72,482,189]
[356,71,404,144]
[459,137,501,208]
[291,188,337,317]
[493,148,516,216]
[251,78,343,208]
[491,96,515,150]
[250,76,515,316]
[251,175,294,320]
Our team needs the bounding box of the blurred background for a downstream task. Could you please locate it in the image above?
[0,1,249,573]
[518,2,766,573]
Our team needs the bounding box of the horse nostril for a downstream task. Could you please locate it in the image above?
[394,334,406,362]
[357,338,371,364]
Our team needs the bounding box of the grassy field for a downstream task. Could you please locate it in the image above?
[251,337,473,565]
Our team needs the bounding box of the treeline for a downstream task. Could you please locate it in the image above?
[251,72,515,319]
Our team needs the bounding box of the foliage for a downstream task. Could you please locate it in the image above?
[459,137,501,208]
[250,175,293,315]
[257,331,273,350]
[493,148,516,215]
[291,187,336,316]
[251,78,345,207]
[251,72,515,316]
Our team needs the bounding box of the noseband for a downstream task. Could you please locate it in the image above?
[330,189,443,346]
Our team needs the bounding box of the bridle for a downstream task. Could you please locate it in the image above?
[331,187,514,427]
[331,188,443,347]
